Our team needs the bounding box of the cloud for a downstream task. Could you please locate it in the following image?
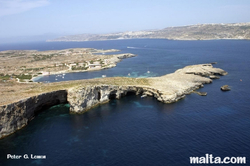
[0,0,49,17]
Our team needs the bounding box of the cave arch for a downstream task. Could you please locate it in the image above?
[97,91,101,101]
[126,91,136,96]
[109,93,117,100]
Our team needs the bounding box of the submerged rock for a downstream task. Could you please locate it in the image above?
[193,91,207,96]
[221,85,231,91]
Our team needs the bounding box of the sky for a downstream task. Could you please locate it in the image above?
[0,0,250,42]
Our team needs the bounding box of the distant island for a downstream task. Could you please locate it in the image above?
[47,22,250,42]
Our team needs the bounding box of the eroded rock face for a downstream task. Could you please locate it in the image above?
[0,90,67,138]
[67,83,205,113]
[68,85,148,113]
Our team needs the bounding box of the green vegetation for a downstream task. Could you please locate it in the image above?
[98,59,104,64]
[15,74,32,80]
[10,54,25,57]
[32,54,54,61]
[24,67,44,71]
[1,52,13,55]
[240,26,250,30]
[72,66,88,70]
[0,74,11,80]
[0,74,33,80]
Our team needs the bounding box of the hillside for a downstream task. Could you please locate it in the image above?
[48,22,250,42]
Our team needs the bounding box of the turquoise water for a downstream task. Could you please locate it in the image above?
[0,39,250,165]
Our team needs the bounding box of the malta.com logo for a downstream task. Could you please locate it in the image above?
[190,154,246,164]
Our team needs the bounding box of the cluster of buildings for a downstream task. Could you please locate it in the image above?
[52,58,111,72]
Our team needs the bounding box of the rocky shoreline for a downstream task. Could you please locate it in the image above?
[0,64,227,139]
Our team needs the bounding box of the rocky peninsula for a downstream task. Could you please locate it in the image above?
[0,64,227,139]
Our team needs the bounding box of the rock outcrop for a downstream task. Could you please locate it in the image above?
[0,90,67,138]
[210,75,220,79]
[221,85,231,91]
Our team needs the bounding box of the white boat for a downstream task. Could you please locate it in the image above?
[102,75,106,77]
[147,71,150,73]
[141,94,147,98]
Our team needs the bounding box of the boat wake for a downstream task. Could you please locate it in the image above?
[127,46,137,49]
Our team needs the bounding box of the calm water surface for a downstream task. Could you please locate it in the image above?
[0,39,250,166]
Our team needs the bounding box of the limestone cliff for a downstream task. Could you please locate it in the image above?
[68,85,154,113]
[0,90,67,138]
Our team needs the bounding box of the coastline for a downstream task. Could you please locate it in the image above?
[0,48,136,83]
[30,53,135,82]
[47,37,250,42]
[0,63,227,138]
[31,64,116,82]
[47,22,250,42]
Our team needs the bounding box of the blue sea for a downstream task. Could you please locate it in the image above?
[0,39,250,166]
